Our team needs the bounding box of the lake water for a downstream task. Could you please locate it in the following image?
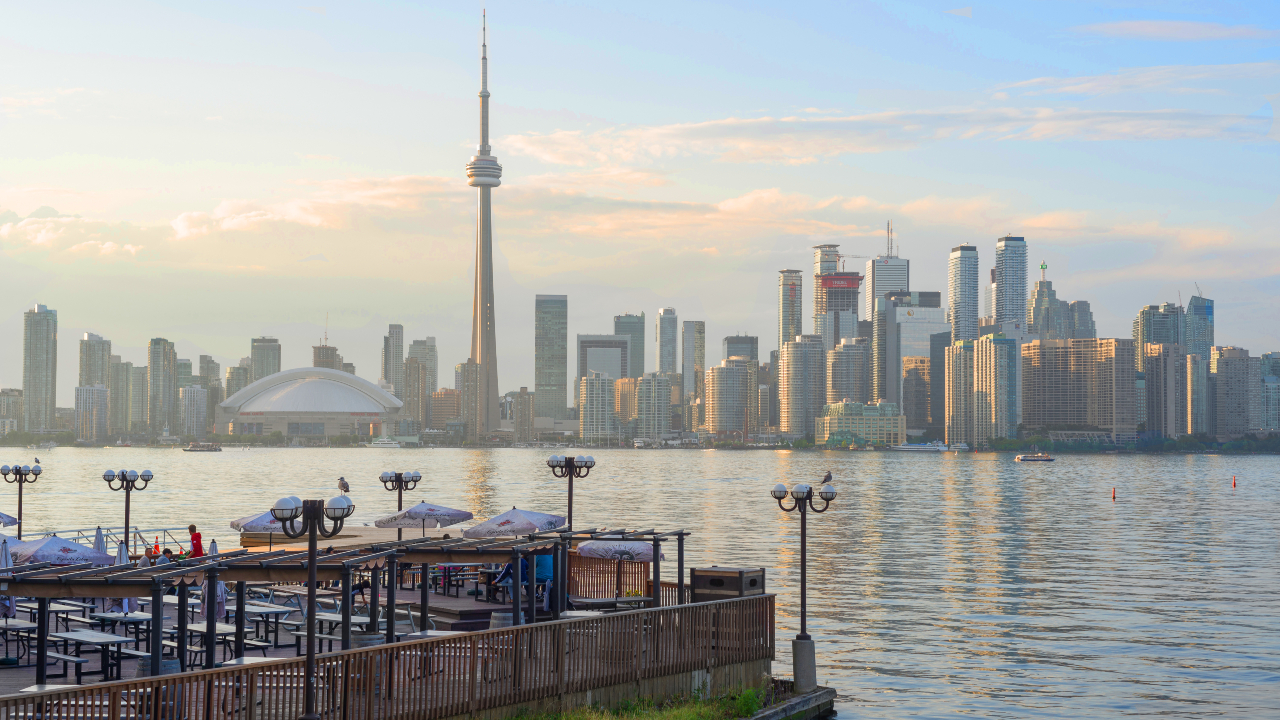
[5,447,1278,718]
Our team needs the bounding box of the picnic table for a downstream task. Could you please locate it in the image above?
[51,629,133,681]
[227,603,297,648]
[18,602,85,632]
[89,611,165,649]
[0,617,38,663]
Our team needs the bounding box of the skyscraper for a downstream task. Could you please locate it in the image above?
[1133,303,1184,373]
[994,235,1027,326]
[1209,346,1260,441]
[723,335,759,364]
[225,361,251,398]
[947,245,979,342]
[22,304,57,432]
[382,324,405,399]
[404,357,430,431]
[250,337,281,382]
[656,308,678,374]
[408,338,439,395]
[1067,301,1097,339]
[1143,344,1188,439]
[129,366,147,433]
[466,15,502,437]
[983,268,997,325]
[577,335,632,385]
[458,359,482,443]
[635,373,671,440]
[108,356,133,436]
[1187,353,1208,435]
[147,338,178,435]
[177,358,193,391]
[944,341,975,447]
[871,297,902,405]
[535,295,568,419]
[613,313,646,380]
[778,334,825,438]
[179,385,208,439]
[902,356,931,433]
[973,335,1020,443]
[75,384,110,442]
[705,357,758,439]
[864,226,910,321]
[778,270,803,355]
[1027,262,1069,340]
[1021,338,1137,444]
[514,387,536,443]
[929,331,951,439]
[578,372,613,442]
[79,332,112,388]
[681,321,705,398]
[827,337,870,405]
[812,245,861,351]
[1184,295,1214,364]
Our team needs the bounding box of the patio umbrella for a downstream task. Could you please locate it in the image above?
[374,501,474,535]
[0,512,16,528]
[107,542,133,613]
[208,539,218,556]
[230,510,286,550]
[577,539,664,562]
[463,507,566,538]
[92,527,107,554]
[0,537,14,619]
[10,536,113,566]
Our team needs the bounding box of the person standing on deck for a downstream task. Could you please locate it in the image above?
[188,524,205,558]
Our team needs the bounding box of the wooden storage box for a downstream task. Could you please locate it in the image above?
[689,566,765,603]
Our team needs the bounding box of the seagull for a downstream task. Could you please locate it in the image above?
[338,477,349,494]
[34,457,41,464]
[823,471,832,484]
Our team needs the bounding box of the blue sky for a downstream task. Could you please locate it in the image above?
[2,1,1277,402]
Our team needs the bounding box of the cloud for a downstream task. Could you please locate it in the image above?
[0,88,85,117]
[300,253,328,262]
[1004,63,1280,96]
[504,106,1270,166]
[946,7,972,19]
[1074,21,1279,41]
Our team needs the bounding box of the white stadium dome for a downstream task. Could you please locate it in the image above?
[216,367,406,438]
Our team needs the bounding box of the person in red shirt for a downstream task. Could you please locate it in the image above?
[188,524,204,558]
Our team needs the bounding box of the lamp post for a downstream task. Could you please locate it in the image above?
[771,479,836,694]
[102,469,153,554]
[0,464,42,540]
[379,470,421,541]
[545,455,594,528]
[272,494,354,720]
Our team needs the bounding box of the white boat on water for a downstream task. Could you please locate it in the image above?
[891,441,948,452]
[950,443,970,451]
[367,437,402,448]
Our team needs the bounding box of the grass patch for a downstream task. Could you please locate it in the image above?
[517,681,789,720]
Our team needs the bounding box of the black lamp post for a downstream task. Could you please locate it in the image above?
[0,464,41,540]
[379,470,421,541]
[272,494,354,720]
[102,469,153,554]
[771,479,836,694]
[546,455,594,527]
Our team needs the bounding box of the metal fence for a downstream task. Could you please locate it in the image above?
[0,595,774,720]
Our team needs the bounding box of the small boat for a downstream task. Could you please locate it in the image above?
[949,443,970,452]
[891,441,948,452]
[368,437,402,448]
[183,442,223,452]
[1015,453,1054,462]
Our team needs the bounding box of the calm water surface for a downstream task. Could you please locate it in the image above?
[6,448,1278,718]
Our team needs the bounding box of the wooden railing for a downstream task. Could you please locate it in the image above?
[567,554,651,599]
[0,595,774,720]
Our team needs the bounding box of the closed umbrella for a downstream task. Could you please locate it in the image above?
[230,511,286,550]
[577,539,664,562]
[11,536,113,566]
[107,542,133,613]
[374,501,474,536]
[208,539,218,556]
[92,527,107,554]
[463,507,565,539]
[0,537,14,619]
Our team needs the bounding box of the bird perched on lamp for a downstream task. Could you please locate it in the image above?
[823,471,832,483]
[338,477,350,494]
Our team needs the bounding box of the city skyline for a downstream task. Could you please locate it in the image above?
[3,3,1278,405]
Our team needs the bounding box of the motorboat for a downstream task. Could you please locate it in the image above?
[183,442,222,452]
[949,443,970,451]
[1015,453,1054,462]
[368,437,402,448]
[891,441,948,452]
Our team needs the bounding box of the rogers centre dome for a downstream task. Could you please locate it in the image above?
[216,367,406,438]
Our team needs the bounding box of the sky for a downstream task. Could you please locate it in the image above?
[1,1,1277,405]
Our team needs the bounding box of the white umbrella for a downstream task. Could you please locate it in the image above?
[11,536,114,566]
[463,507,566,539]
[107,542,133,613]
[230,511,286,550]
[208,539,218,556]
[92,527,107,554]
[0,537,14,619]
[577,539,664,562]
[0,512,16,528]
[374,502,474,536]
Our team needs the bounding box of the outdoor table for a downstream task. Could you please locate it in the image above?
[219,656,275,666]
[18,602,83,632]
[267,586,339,610]
[568,596,619,610]
[434,564,479,598]
[0,617,39,664]
[227,603,295,648]
[50,629,132,681]
[476,568,503,603]
[90,612,164,649]
[314,611,371,634]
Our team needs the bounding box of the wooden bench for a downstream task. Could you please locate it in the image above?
[45,651,89,684]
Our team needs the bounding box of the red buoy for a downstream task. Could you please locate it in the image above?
[1112,487,1116,501]
[1233,475,1236,488]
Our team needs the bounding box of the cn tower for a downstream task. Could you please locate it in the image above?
[466,12,501,436]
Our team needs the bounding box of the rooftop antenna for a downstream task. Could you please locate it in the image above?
[886,220,894,257]
[324,313,329,346]
[1040,260,1047,282]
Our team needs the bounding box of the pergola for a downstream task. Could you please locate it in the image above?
[0,528,691,684]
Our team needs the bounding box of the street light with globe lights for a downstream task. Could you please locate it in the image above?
[771,479,836,693]
[379,470,421,540]
[272,494,355,720]
[546,455,594,527]
[102,469,154,553]
[0,463,42,540]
